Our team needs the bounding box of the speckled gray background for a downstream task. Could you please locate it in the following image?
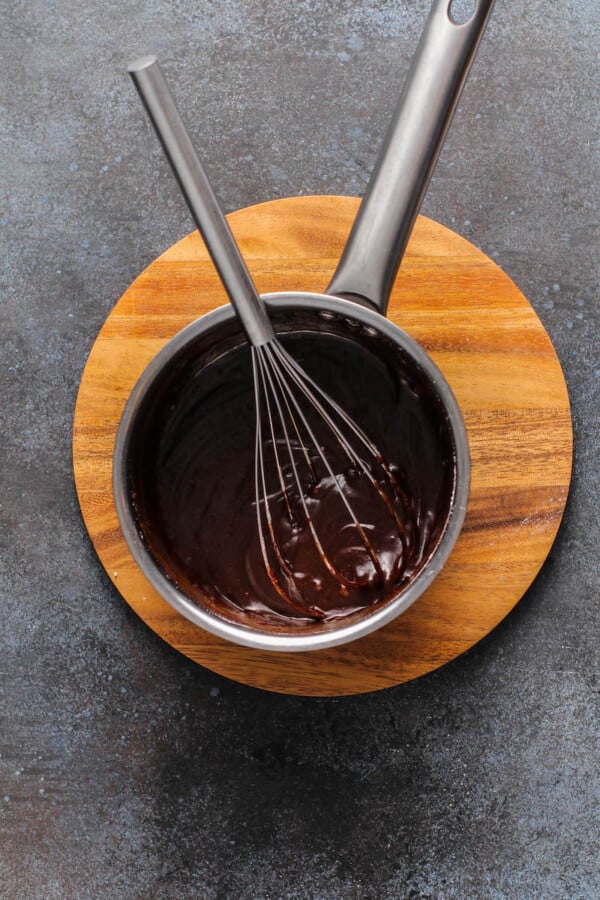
[1,1,599,897]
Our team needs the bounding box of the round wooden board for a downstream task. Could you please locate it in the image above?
[73,196,572,696]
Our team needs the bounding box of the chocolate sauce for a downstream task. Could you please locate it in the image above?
[127,318,456,630]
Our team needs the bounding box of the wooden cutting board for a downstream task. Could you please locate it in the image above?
[72,195,572,696]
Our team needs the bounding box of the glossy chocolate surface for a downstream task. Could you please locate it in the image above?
[126,320,456,629]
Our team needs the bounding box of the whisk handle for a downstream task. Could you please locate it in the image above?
[326,0,496,314]
[128,57,275,346]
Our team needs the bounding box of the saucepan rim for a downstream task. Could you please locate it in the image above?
[112,291,470,652]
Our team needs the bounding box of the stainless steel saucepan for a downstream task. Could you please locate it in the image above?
[114,0,495,652]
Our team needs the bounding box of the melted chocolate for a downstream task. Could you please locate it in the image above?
[127,319,456,630]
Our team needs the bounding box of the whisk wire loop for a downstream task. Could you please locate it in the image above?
[264,344,384,582]
[255,345,379,592]
[252,339,416,616]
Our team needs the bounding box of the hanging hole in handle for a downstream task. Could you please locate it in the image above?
[448,0,477,25]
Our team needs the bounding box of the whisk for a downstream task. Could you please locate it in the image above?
[129,57,414,617]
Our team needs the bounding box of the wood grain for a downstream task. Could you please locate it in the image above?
[72,196,572,696]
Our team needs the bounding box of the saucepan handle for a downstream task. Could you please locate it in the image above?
[326,0,496,314]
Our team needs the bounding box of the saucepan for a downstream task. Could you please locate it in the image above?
[113,0,495,652]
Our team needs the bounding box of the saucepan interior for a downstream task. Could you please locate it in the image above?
[113,293,470,652]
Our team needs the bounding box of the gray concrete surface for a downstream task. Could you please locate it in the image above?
[1,1,599,897]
